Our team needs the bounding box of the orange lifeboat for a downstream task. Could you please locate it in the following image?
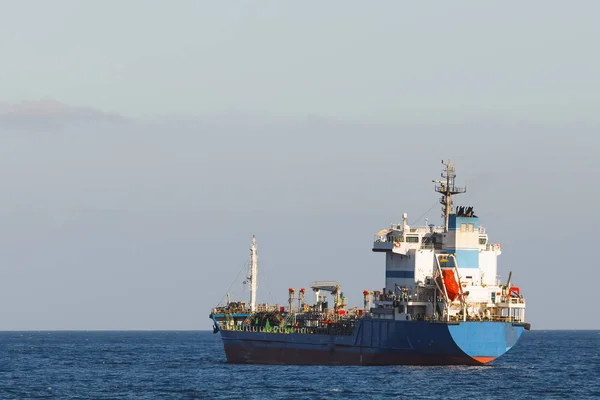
[436,269,460,301]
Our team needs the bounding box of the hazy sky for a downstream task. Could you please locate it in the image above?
[2,1,600,122]
[0,1,598,330]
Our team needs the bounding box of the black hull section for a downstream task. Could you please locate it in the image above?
[223,343,481,366]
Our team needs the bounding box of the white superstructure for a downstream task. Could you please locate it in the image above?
[372,161,525,323]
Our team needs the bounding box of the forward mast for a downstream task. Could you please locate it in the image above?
[248,235,258,313]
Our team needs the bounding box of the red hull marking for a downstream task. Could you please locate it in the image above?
[472,356,496,364]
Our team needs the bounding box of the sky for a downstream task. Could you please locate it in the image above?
[2,1,600,122]
[0,1,598,330]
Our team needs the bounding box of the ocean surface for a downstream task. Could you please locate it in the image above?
[1,330,598,399]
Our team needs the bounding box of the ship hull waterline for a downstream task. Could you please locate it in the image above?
[217,320,526,366]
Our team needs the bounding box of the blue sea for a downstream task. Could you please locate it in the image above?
[1,330,598,399]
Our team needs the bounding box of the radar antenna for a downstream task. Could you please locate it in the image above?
[433,160,466,232]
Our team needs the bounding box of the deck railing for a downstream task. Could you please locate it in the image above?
[220,324,355,335]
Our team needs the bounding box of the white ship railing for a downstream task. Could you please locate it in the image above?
[381,224,485,234]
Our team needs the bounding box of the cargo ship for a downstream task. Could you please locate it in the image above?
[209,161,530,365]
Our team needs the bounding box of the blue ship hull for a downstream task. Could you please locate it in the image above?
[219,320,526,366]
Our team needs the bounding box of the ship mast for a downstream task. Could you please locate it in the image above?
[433,160,466,232]
[248,235,258,313]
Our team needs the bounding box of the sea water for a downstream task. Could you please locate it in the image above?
[1,330,598,399]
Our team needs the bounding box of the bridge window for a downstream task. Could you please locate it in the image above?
[468,223,474,232]
[460,223,467,232]
[479,238,487,245]
[406,236,419,243]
